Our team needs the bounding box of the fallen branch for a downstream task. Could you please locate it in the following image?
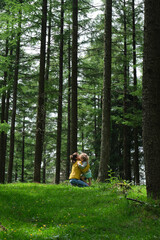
[126,198,146,205]
[126,198,159,209]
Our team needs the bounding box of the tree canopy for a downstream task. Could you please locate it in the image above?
[1,0,158,199]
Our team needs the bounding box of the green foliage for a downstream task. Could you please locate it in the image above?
[104,169,132,195]
[0,121,10,133]
[0,183,160,240]
[0,56,11,75]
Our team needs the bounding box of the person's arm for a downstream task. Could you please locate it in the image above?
[77,161,87,169]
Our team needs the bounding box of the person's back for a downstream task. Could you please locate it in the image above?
[69,161,81,180]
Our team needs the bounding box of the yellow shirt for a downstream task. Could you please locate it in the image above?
[69,161,82,180]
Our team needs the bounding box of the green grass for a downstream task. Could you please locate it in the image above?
[0,182,160,240]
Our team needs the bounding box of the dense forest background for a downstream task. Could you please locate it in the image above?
[0,0,145,185]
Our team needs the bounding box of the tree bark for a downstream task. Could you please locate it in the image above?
[132,0,139,185]
[42,0,51,184]
[55,0,64,184]
[71,0,78,154]
[34,0,47,183]
[66,25,71,180]
[21,118,25,182]
[0,36,8,183]
[123,0,131,181]
[98,0,112,182]
[7,5,22,183]
[43,145,46,184]
[143,0,160,199]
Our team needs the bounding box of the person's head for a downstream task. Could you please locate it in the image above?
[70,152,79,164]
[79,153,89,162]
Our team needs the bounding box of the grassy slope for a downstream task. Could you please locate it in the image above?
[0,182,160,240]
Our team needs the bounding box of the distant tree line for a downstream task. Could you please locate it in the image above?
[0,0,160,199]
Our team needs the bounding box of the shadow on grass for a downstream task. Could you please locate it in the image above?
[0,183,160,240]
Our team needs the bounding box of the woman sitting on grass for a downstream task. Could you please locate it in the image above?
[69,152,89,187]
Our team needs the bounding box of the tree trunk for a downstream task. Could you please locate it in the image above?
[42,0,51,184]
[143,0,160,199]
[43,146,46,184]
[55,0,64,184]
[81,128,84,152]
[15,161,18,182]
[94,92,100,160]
[66,25,71,180]
[34,0,47,183]
[0,36,8,183]
[98,0,112,182]
[21,119,25,182]
[7,5,22,183]
[132,0,139,185]
[71,0,78,154]
[123,126,131,180]
[123,0,131,181]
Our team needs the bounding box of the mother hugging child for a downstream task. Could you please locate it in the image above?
[69,152,92,187]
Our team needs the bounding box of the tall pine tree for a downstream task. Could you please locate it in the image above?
[98,0,112,182]
[143,0,160,199]
[34,0,47,183]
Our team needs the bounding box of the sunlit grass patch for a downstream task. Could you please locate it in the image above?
[0,182,160,239]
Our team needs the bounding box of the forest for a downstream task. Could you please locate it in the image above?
[0,0,160,199]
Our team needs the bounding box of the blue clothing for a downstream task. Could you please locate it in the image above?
[70,178,89,187]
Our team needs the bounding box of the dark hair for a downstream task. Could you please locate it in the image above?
[70,152,79,164]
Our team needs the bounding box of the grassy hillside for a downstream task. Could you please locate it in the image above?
[0,182,160,240]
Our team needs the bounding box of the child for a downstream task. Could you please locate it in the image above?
[78,153,92,186]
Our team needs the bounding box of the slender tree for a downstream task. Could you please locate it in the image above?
[71,0,78,154]
[98,0,112,182]
[0,34,8,183]
[2,49,12,182]
[42,0,52,184]
[122,0,131,181]
[21,118,25,182]
[8,2,22,183]
[143,0,160,199]
[34,0,47,183]
[132,0,139,184]
[55,0,64,184]
[66,25,71,179]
